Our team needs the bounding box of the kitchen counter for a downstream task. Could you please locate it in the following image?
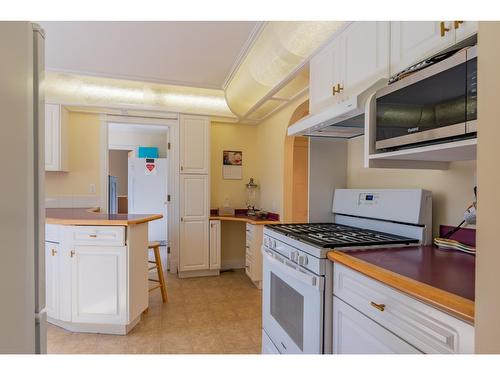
[210,208,280,225]
[46,208,163,226]
[328,246,475,324]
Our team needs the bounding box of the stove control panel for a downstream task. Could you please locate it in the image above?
[358,192,380,205]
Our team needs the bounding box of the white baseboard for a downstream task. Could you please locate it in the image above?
[45,195,100,208]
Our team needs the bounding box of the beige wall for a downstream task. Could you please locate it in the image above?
[210,122,259,209]
[347,136,476,236]
[475,21,500,353]
[45,111,101,200]
[108,150,129,196]
[255,93,308,217]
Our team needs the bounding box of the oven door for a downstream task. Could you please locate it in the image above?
[262,246,324,354]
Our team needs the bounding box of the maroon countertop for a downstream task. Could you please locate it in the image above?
[328,245,475,323]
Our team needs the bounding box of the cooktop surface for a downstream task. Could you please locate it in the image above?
[266,223,419,248]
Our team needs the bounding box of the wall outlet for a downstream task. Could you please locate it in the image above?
[89,183,96,194]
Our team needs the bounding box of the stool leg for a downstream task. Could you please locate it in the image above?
[153,246,168,303]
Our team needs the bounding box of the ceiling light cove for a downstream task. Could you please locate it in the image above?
[44,72,235,119]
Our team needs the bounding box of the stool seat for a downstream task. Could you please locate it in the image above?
[147,241,168,303]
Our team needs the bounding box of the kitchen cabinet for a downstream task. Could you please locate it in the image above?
[45,103,69,172]
[390,21,478,76]
[245,223,263,289]
[71,245,127,324]
[333,297,421,354]
[180,115,210,174]
[333,263,474,354]
[45,241,60,320]
[209,220,221,270]
[45,223,149,334]
[179,174,210,272]
[309,22,389,114]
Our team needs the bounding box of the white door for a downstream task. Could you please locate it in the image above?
[390,21,455,75]
[309,38,343,114]
[71,245,127,324]
[262,247,324,354]
[333,297,421,354]
[179,174,209,271]
[341,22,389,95]
[45,103,60,171]
[455,21,478,42]
[180,115,209,174]
[45,242,59,320]
[128,157,168,243]
[209,220,221,270]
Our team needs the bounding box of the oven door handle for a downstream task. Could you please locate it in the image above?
[263,248,324,291]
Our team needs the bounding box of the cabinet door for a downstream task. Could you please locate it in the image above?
[179,220,209,271]
[71,245,127,324]
[44,103,60,171]
[390,21,455,76]
[45,242,60,320]
[309,38,343,114]
[179,175,209,271]
[455,21,478,42]
[180,115,209,174]
[341,22,389,95]
[333,297,421,354]
[209,220,221,270]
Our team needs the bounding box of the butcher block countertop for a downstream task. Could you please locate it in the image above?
[46,208,163,226]
[209,215,280,225]
[328,246,475,324]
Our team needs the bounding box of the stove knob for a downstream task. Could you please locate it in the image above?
[298,255,308,266]
[264,237,269,247]
[272,239,277,249]
[290,251,299,262]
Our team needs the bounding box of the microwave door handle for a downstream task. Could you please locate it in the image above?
[262,248,323,291]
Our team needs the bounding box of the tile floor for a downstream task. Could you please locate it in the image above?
[47,269,262,354]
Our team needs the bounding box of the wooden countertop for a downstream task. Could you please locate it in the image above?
[209,215,280,225]
[46,208,163,226]
[328,246,475,324]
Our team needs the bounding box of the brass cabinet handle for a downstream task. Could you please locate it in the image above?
[180,166,183,171]
[370,301,386,312]
[332,83,344,95]
[89,234,97,238]
[51,249,57,256]
[454,20,464,29]
[440,21,450,37]
[70,250,75,258]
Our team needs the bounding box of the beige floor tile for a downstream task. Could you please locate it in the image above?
[47,268,262,355]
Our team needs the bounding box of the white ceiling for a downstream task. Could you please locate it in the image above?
[40,21,260,89]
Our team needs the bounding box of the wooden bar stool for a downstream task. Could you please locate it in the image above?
[147,241,168,303]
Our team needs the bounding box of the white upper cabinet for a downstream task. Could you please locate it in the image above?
[390,21,478,76]
[180,115,209,174]
[309,22,390,114]
[45,103,69,172]
[341,22,390,97]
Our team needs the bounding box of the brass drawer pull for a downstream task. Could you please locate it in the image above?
[440,21,450,37]
[89,234,97,238]
[70,250,75,258]
[370,301,386,312]
[51,249,57,256]
[454,20,464,29]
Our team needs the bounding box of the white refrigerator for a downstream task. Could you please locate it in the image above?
[0,22,46,353]
[128,157,168,244]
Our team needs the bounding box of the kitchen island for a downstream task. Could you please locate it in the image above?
[45,208,162,335]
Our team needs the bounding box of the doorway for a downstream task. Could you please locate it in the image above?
[107,121,170,271]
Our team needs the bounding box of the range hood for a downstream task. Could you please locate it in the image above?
[288,79,387,138]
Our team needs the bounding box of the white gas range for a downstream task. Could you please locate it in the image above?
[261,189,432,354]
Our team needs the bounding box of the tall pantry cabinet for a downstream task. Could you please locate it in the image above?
[178,115,213,276]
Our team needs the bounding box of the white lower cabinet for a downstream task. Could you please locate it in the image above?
[333,297,421,354]
[209,220,221,270]
[333,263,474,354]
[245,223,263,289]
[71,245,127,324]
[45,241,60,320]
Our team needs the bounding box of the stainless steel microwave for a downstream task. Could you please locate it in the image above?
[375,45,477,151]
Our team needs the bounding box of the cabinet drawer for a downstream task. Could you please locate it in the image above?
[333,263,474,354]
[71,226,125,246]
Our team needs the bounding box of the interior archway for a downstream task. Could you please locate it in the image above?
[283,99,310,223]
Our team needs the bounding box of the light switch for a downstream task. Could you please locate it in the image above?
[89,183,96,194]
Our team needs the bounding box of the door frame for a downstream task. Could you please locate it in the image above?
[99,113,180,273]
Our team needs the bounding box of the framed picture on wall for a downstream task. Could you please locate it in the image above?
[223,150,242,179]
